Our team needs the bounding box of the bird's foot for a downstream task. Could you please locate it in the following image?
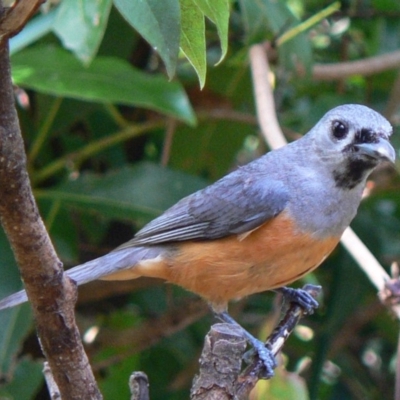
[276,284,321,315]
[215,310,276,378]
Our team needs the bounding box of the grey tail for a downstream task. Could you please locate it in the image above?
[0,246,163,311]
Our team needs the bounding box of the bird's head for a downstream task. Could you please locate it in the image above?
[309,104,395,189]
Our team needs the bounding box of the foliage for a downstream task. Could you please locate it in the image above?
[0,0,399,399]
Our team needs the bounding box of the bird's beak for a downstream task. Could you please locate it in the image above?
[355,137,396,164]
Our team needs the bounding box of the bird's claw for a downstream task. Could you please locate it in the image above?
[243,338,276,378]
[215,310,277,378]
[278,285,320,314]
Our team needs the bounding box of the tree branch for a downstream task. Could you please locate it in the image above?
[235,285,321,399]
[192,285,321,399]
[311,51,400,81]
[191,323,247,400]
[249,43,286,150]
[0,0,44,43]
[0,38,101,399]
[129,372,150,400]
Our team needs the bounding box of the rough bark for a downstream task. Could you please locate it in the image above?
[0,38,101,399]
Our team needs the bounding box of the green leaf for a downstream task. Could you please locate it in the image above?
[53,0,113,64]
[239,0,296,42]
[34,162,208,226]
[11,46,196,124]
[0,305,34,377]
[0,229,32,378]
[257,367,309,400]
[114,0,180,79]
[180,0,206,88]
[239,0,312,73]
[99,354,140,399]
[262,0,295,34]
[194,0,230,63]
[278,32,312,74]
[0,357,43,399]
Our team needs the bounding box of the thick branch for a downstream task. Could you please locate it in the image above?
[191,324,247,400]
[0,41,101,399]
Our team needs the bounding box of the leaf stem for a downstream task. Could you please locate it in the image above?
[29,96,63,164]
[276,2,341,46]
[33,121,164,185]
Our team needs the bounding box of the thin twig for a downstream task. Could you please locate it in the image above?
[235,285,321,399]
[340,228,390,292]
[310,51,400,81]
[33,121,164,184]
[249,43,286,150]
[43,362,61,400]
[28,97,63,164]
[129,372,150,400]
[276,2,340,47]
[384,70,400,121]
[161,118,176,166]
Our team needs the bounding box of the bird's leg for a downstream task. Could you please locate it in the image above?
[275,284,321,315]
[212,285,321,378]
[214,310,277,378]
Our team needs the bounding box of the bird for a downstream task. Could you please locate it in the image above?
[0,104,395,377]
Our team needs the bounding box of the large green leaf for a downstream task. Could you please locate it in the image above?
[34,163,208,226]
[194,0,230,64]
[11,46,196,124]
[114,0,180,79]
[53,0,113,64]
[180,0,206,88]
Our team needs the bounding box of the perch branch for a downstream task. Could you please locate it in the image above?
[192,285,321,399]
[235,285,321,399]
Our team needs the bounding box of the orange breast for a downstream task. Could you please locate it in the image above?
[134,212,340,311]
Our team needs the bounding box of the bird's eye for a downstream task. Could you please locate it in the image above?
[332,121,349,140]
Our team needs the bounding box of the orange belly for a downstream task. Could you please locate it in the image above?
[132,212,340,310]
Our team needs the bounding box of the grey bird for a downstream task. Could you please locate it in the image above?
[0,104,395,376]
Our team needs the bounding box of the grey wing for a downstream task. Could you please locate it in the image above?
[119,169,290,247]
